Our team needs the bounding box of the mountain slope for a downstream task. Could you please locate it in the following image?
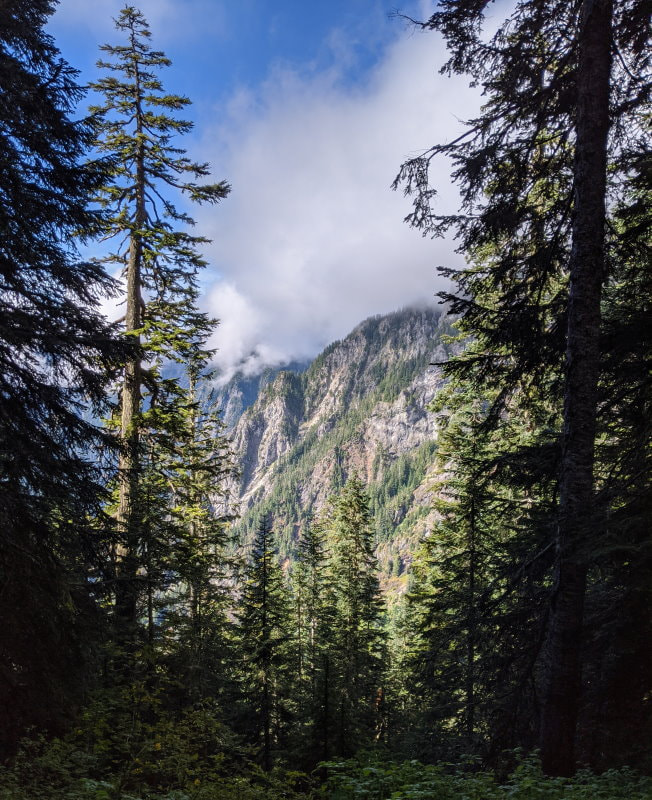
[216,360,310,431]
[225,306,454,588]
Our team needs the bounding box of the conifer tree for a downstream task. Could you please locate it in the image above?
[89,6,229,639]
[292,517,335,762]
[395,0,649,775]
[0,0,124,753]
[576,157,652,767]
[406,383,556,762]
[0,0,122,518]
[236,517,295,771]
[324,476,387,756]
[144,354,236,706]
[407,404,490,758]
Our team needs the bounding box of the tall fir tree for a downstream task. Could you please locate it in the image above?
[394,0,649,775]
[236,517,296,771]
[129,350,236,709]
[291,517,336,763]
[576,152,652,767]
[156,359,236,709]
[405,380,557,763]
[0,0,125,754]
[406,401,492,761]
[89,6,230,643]
[323,476,387,757]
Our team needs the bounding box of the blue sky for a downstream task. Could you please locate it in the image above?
[49,0,479,381]
[51,1,411,105]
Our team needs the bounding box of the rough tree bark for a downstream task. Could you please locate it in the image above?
[540,0,613,776]
[115,60,146,631]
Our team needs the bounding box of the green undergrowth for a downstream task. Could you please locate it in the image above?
[0,738,308,800]
[0,706,309,800]
[2,744,651,800]
[318,755,652,800]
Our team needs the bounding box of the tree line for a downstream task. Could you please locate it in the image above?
[0,9,389,784]
[393,0,650,778]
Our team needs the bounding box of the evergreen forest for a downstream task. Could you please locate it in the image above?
[0,1,650,798]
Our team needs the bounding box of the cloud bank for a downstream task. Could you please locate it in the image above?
[52,0,480,383]
[197,21,478,382]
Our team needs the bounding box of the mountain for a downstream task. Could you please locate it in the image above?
[223,306,454,592]
[215,360,311,431]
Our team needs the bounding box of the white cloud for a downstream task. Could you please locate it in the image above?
[197,20,479,382]
[52,1,481,383]
[51,0,226,46]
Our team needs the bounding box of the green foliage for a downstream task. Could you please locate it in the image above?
[323,478,388,756]
[291,518,333,764]
[4,742,652,800]
[3,0,649,791]
[88,8,235,682]
[288,479,389,761]
[403,382,557,761]
[0,0,122,517]
[367,442,437,544]
[0,0,125,756]
[318,755,652,800]
[576,156,652,769]
[280,481,390,766]
[235,518,297,770]
[394,0,650,774]
[393,100,651,775]
[6,742,652,800]
[0,724,308,800]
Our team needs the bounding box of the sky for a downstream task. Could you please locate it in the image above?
[49,0,480,382]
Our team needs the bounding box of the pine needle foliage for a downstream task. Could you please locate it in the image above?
[236,517,296,771]
[88,6,230,638]
[0,0,125,755]
[394,0,649,774]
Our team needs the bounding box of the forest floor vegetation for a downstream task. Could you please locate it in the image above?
[2,740,651,800]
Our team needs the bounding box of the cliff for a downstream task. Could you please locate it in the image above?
[223,306,453,589]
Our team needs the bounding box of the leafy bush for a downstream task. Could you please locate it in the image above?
[317,754,652,800]
[0,735,307,800]
[0,702,308,800]
[4,745,650,800]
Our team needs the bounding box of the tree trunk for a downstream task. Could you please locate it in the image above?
[114,231,142,627]
[323,654,330,761]
[466,493,476,746]
[263,674,271,771]
[115,74,146,633]
[540,0,613,776]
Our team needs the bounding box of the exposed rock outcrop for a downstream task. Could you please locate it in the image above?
[222,306,454,588]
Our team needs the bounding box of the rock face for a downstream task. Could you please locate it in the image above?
[216,361,310,432]
[231,370,304,490]
[224,306,454,585]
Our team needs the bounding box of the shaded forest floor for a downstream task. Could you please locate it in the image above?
[2,742,651,799]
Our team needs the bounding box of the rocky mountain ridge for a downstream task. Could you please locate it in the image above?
[222,306,454,588]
